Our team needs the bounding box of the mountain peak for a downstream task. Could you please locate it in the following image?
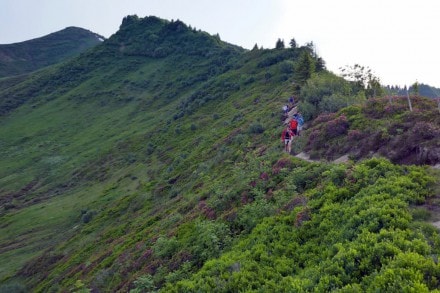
[109,15,242,58]
[0,27,104,77]
[55,26,105,42]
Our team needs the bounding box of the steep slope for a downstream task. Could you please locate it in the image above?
[0,26,103,78]
[0,15,315,291]
[0,15,439,293]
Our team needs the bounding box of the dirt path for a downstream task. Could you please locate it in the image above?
[294,152,315,163]
[294,152,350,164]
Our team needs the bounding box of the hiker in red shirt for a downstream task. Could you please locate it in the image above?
[289,117,298,136]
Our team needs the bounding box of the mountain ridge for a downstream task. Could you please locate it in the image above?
[0,26,104,78]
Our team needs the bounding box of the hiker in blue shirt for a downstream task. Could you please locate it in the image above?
[293,113,304,136]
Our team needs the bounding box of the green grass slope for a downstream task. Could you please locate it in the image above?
[0,15,309,290]
[0,26,103,78]
[0,15,439,292]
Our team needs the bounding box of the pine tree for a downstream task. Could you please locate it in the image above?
[275,38,285,49]
[295,51,315,84]
[289,38,297,48]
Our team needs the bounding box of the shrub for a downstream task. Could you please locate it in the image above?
[410,207,431,221]
[300,71,354,118]
[81,210,97,223]
[232,133,246,146]
[190,220,231,265]
[279,60,294,74]
[324,115,349,139]
[319,93,349,113]
[312,112,337,126]
[248,123,265,134]
[130,274,156,293]
[412,122,438,140]
[347,129,365,142]
[66,279,91,293]
[146,143,155,155]
[298,101,317,121]
[264,72,272,81]
[235,201,275,233]
[153,236,180,259]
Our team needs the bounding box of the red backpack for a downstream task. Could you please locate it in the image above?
[289,119,298,131]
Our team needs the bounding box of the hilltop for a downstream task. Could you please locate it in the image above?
[0,15,439,292]
[0,26,104,78]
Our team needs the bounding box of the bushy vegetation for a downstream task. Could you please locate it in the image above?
[164,158,439,292]
[299,72,365,121]
[305,96,440,165]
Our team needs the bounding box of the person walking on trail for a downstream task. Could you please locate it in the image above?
[281,125,294,153]
[289,116,298,136]
[282,104,289,116]
[293,113,304,136]
[289,96,295,107]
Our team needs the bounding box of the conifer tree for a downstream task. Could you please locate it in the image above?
[295,51,315,84]
[412,81,419,97]
[289,38,297,48]
[275,38,285,49]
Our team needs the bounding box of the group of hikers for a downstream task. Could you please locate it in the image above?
[281,96,304,154]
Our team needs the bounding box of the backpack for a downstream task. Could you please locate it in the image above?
[284,130,291,139]
[289,119,298,130]
[297,116,304,126]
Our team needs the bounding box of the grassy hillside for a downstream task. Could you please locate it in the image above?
[0,15,439,292]
[0,26,103,78]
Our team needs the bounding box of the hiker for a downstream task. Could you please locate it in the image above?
[289,96,295,107]
[294,113,304,136]
[281,125,294,153]
[282,104,289,116]
[289,116,298,136]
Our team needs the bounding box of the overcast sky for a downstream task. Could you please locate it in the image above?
[1,0,439,88]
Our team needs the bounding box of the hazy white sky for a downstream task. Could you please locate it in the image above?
[1,0,439,87]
